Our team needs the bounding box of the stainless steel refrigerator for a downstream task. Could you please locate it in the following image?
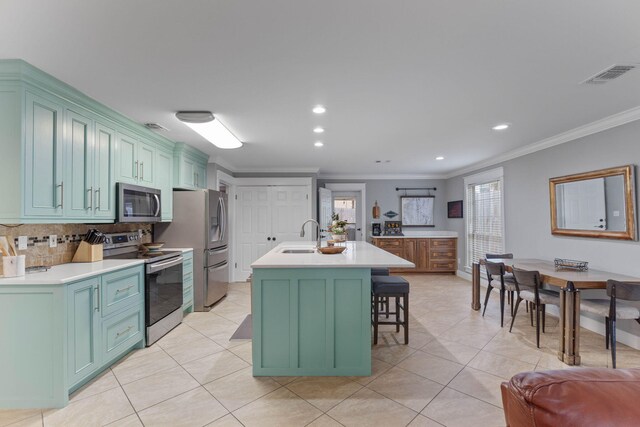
[155,189,229,311]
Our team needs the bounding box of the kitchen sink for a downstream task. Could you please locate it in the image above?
[280,248,317,254]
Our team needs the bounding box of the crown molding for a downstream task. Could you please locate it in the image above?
[318,173,446,180]
[445,105,640,179]
[209,155,237,173]
[233,167,320,174]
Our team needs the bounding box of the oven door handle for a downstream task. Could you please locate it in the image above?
[153,194,161,217]
[207,261,228,272]
[147,256,183,274]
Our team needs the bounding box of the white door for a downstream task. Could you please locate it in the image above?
[332,191,364,241]
[318,187,332,240]
[236,186,272,280]
[271,186,312,243]
[235,185,312,281]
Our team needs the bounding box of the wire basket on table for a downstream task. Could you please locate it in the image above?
[554,258,589,271]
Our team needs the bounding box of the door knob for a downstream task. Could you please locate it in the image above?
[267,237,271,241]
[272,237,276,241]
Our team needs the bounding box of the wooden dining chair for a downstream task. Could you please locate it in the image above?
[510,268,560,348]
[483,261,518,327]
[580,280,640,368]
[485,253,519,310]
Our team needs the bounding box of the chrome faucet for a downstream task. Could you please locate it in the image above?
[300,219,321,249]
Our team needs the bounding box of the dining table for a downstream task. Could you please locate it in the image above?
[471,258,640,365]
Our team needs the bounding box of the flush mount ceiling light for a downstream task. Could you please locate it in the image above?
[175,111,243,149]
[313,126,325,133]
[435,156,445,160]
[314,141,324,147]
[492,123,510,131]
[312,105,326,114]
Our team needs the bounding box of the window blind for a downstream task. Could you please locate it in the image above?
[466,179,504,267]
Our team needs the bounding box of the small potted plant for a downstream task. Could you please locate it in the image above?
[329,213,348,242]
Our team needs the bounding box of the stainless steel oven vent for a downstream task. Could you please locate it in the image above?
[582,64,636,84]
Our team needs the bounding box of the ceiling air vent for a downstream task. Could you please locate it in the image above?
[582,64,636,85]
[144,123,169,131]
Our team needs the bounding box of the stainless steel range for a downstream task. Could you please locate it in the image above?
[103,230,184,346]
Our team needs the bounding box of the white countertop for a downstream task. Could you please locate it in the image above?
[0,259,145,285]
[162,247,194,253]
[371,231,458,239]
[251,241,415,269]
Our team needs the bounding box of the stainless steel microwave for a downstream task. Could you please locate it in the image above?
[117,183,161,223]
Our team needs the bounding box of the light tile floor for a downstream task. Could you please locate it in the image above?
[3,274,639,427]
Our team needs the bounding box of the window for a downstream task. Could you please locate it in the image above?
[333,197,356,224]
[464,168,505,270]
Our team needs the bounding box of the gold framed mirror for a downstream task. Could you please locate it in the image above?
[549,165,636,240]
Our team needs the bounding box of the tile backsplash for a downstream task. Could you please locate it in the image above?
[0,223,152,275]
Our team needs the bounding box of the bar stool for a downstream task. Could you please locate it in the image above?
[371,276,409,345]
[371,268,390,314]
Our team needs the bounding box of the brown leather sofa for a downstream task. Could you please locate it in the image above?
[501,368,640,426]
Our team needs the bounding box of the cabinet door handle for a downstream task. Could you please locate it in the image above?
[87,186,93,210]
[134,161,139,179]
[140,162,144,180]
[94,285,100,312]
[95,188,101,211]
[193,172,196,186]
[115,284,135,294]
[56,182,64,208]
[116,325,134,338]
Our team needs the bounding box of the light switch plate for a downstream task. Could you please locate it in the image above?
[17,236,27,250]
[49,235,57,248]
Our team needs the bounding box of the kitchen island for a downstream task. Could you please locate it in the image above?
[251,241,413,376]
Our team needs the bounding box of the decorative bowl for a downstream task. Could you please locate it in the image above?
[142,242,165,251]
[318,246,347,255]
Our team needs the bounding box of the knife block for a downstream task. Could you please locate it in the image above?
[72,241,103,263]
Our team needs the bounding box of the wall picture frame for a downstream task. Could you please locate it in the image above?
[448,200,463,218]
[400,196,435,227]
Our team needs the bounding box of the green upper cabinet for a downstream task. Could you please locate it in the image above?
[63,109,117,221]
[115,133,158,188]
[64,109,94,219]
[156,148,174,221]
[0,60,180,223]
[24,91,64,218]
[173,142,209,190]
[94,122,116,218]
[138,141,155,186]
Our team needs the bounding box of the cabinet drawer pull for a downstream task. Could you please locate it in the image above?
[94,285,100,312]
[140,162,144,180]
[115,284,135,294]
[56,182,64,208]
[95,188,101,210]
[115,325,134,338]
[87,186,93,210]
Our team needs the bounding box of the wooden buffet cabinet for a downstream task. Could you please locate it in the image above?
[372,237,457,274]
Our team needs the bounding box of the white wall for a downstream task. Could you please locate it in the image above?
[445,119,640,345]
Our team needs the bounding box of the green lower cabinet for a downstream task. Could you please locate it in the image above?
[183,250,194,313]
[251,268,372,376]
[67,278,101,388]
[0,264,145,408]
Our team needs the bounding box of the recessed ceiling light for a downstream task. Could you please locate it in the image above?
[314,141,324,147]
[492,123,510,131]
[435,156,445,160]
[313,126,324,133]
[312,105,326,114]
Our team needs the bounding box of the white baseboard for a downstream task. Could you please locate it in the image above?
[457,270,640,350]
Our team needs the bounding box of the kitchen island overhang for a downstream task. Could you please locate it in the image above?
[251,241,413,376]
